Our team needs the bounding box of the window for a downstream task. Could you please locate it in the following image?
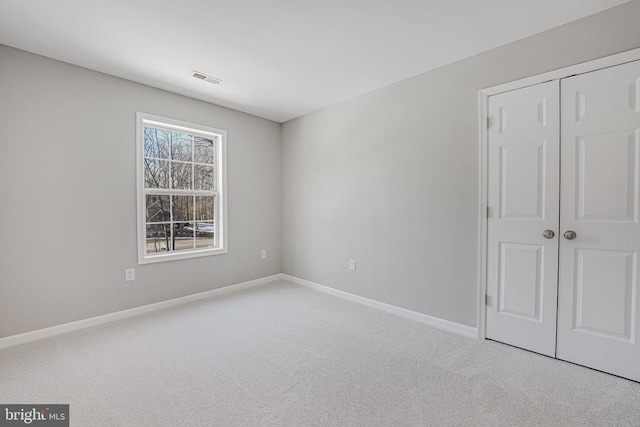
[137,113,227,264]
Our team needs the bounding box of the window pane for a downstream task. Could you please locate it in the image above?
[174,222,195,251]
[144,127,170,159]
[171,132,192,162]
[195,221,215,248]
[171,161,193,190]
[172,195,193,222]
[146,195,170,222]
[146,224,172,253]
[194,136,214,164]
[194,165,214,191]
[144,159,170,189]
[195,196,214,221]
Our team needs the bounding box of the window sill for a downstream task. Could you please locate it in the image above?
[138,247,228,265]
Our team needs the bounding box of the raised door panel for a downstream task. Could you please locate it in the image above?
[576,130,639,222]
[573,249,636,341]
[499,142,545,219]
[498,243,543,321]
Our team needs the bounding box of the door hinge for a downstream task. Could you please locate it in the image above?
[487,207,491,218]
[485,294,491,307]
[487,116,492,129]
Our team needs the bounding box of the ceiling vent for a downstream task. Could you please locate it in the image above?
[191,71,222,85]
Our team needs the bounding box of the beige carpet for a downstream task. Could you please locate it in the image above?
[1,279,639,426]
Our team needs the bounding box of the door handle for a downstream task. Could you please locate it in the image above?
[542,230,555,239]
[563,230,577,240]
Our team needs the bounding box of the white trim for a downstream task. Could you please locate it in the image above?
[477,47,640,342]
[282,274,478,339]
[0,274,283,350]
[477,91,489,340]
[218,127,228,255]
[481,47,640,97]
[0,273,478,349]
[139,116,224,138]
[138,246,228,264]
[136,112,145,263]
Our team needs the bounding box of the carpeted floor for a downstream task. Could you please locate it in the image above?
[1,279,639,426]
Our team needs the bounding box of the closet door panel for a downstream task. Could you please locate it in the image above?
[558,59,640,382]
[486,81,560,357]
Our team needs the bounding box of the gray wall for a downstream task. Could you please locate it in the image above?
[0,45,283,337]
[282,1,640,327]
[3,2,640,339]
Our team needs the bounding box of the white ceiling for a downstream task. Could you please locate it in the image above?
[0,0,630,122]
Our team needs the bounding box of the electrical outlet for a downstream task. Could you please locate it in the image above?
[261,249,267,259]
[349,259,356,271]
[125,268,135,282]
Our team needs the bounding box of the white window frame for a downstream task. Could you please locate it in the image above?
[136,112,228,264]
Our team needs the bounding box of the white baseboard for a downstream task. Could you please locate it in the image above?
[282,274,478,339]
[0,273,477,350]
[0,274,283,350]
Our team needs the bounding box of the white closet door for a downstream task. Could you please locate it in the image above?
[486,81,560,357]
[558,59,640,382]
